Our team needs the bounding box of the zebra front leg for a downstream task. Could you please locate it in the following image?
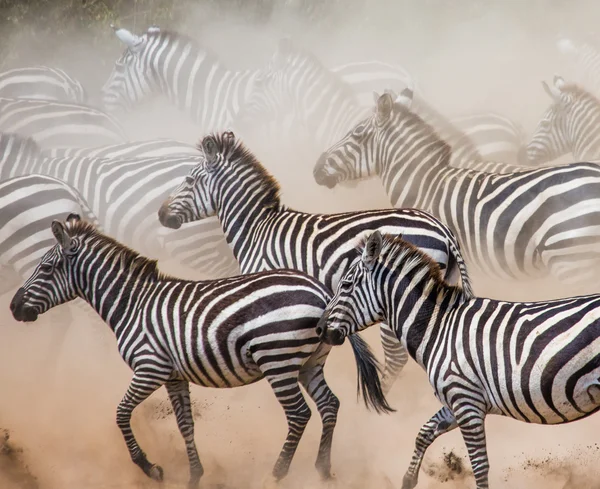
[265,371,312,481]
[166,380,203,488]
[401,407,457,489]
[379,323,408,395]
[455,407,489,489]
[299,364,339,480]
[116,369,168,482]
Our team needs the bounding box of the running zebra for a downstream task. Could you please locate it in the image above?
[0,98,126,149]
[317,231,600,489]
[102,25,417,137]
[314,90,600,284]
[10,214,388,486]
[0,66,86,103]
[158,131,473,394]
[236,39,524,170]
[524,76,600,165]
[0,132,237,278]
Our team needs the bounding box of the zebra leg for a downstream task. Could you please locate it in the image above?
[401,407,457,489]
[379,323,409,395]
[166,380,203,488]
[265,371,312,481]
[116,369,168,482]
[455,408,489,489]
[298,364,340,480]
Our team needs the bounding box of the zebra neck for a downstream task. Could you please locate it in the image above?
[385,272,462,367]
[74,258,157,334]
[216,183,279,267]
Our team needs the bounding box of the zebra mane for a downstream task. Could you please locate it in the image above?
[390,101,453,162]
[358,233,461,293]
[65,220,174,281]
[556,83,600,104]
[201,132,283,209]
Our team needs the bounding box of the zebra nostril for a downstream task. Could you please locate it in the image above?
[158,204,181,229]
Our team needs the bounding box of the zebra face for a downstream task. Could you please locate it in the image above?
[316,232,385,345]
[10,220,79,322]
[159,164,216,229]
[526,78,574,164]
[236,71,290,132]
[314,92,397,188]
[102,49,153,113]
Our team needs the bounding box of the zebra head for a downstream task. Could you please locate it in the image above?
[102,25,157,112]
[525,76,576,164]
[316,231,385,346]
[159,133,235,229]
[314,89,409,188]
[10,213,82,322]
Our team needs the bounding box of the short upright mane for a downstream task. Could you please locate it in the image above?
[359,233,459,292]
[67,220,173,281]
[200,132,282,208]
[559,83,600,104]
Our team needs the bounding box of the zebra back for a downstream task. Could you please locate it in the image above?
[0,66,86,103]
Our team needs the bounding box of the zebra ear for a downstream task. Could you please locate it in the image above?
[376,93,394,122]
[372,91,380,104]
[396,87,414,108]
[362,231,383,269]
[66,213,81,223]
[202,136,219,164]
[542,80,561,101]
[51,220,72,251]
[112,25,144,51]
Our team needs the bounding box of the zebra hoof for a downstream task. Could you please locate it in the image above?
[148,463,164,482]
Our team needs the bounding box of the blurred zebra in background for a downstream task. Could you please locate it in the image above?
[0,66,87,103]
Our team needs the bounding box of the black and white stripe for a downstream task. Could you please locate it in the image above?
[102,25,262,130]
[236,39,524,170]
[46,138,197,159]
[525,76,600,165]
[159,131,473,394]
[0,66,86,103]
[10,215,384,486]
[0,132,237,278]
[0,98,126,149]
[318,231,600,489]
[315,90,600,284]
[557,35,600,96]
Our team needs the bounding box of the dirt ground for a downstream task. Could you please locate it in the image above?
[3,1,600,488]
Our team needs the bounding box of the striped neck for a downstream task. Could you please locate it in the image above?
[210,145,283,266]
[142,32,260,125]
[373,241,465,367]
[70,229,166,333]
[565,90,600,160]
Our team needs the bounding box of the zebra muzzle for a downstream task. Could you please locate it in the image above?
[158,203,182,229]
[315,313,345,345]
[9,288,39,322]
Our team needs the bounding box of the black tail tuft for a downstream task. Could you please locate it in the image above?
[347,334,395,414]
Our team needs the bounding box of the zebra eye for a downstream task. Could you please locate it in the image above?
[40,263,53,273]
[185,176,195,185]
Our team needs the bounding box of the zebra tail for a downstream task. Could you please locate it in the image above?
[348,333,395,414]
[448,238,474,299]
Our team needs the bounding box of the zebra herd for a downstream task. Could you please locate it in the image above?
[5,22,600,489]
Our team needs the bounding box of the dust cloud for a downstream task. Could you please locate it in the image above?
[2,1,600,488]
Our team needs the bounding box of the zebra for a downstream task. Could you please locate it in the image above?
[9,214,390,486]
[0,66,87,103]
[316,230,600,489]
[313,90,600,285]
[524,75,600,165]
[102,25,418,139]
[556,35,600,96]
[0,132,238,279]
[46,138,197,159]
[0,98,126,149]
[235,38,525,170]
[158,131,473,394]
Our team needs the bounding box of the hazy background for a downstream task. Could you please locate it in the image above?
[2,1,600,488]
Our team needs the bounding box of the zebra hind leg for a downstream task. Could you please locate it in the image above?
[298,363,339,480]
[116,368,169,482]
[455,407,489,489]
[264,369,311,481]
[166,380,203,488]
[379,323,409,395]
[401,407,457,489]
